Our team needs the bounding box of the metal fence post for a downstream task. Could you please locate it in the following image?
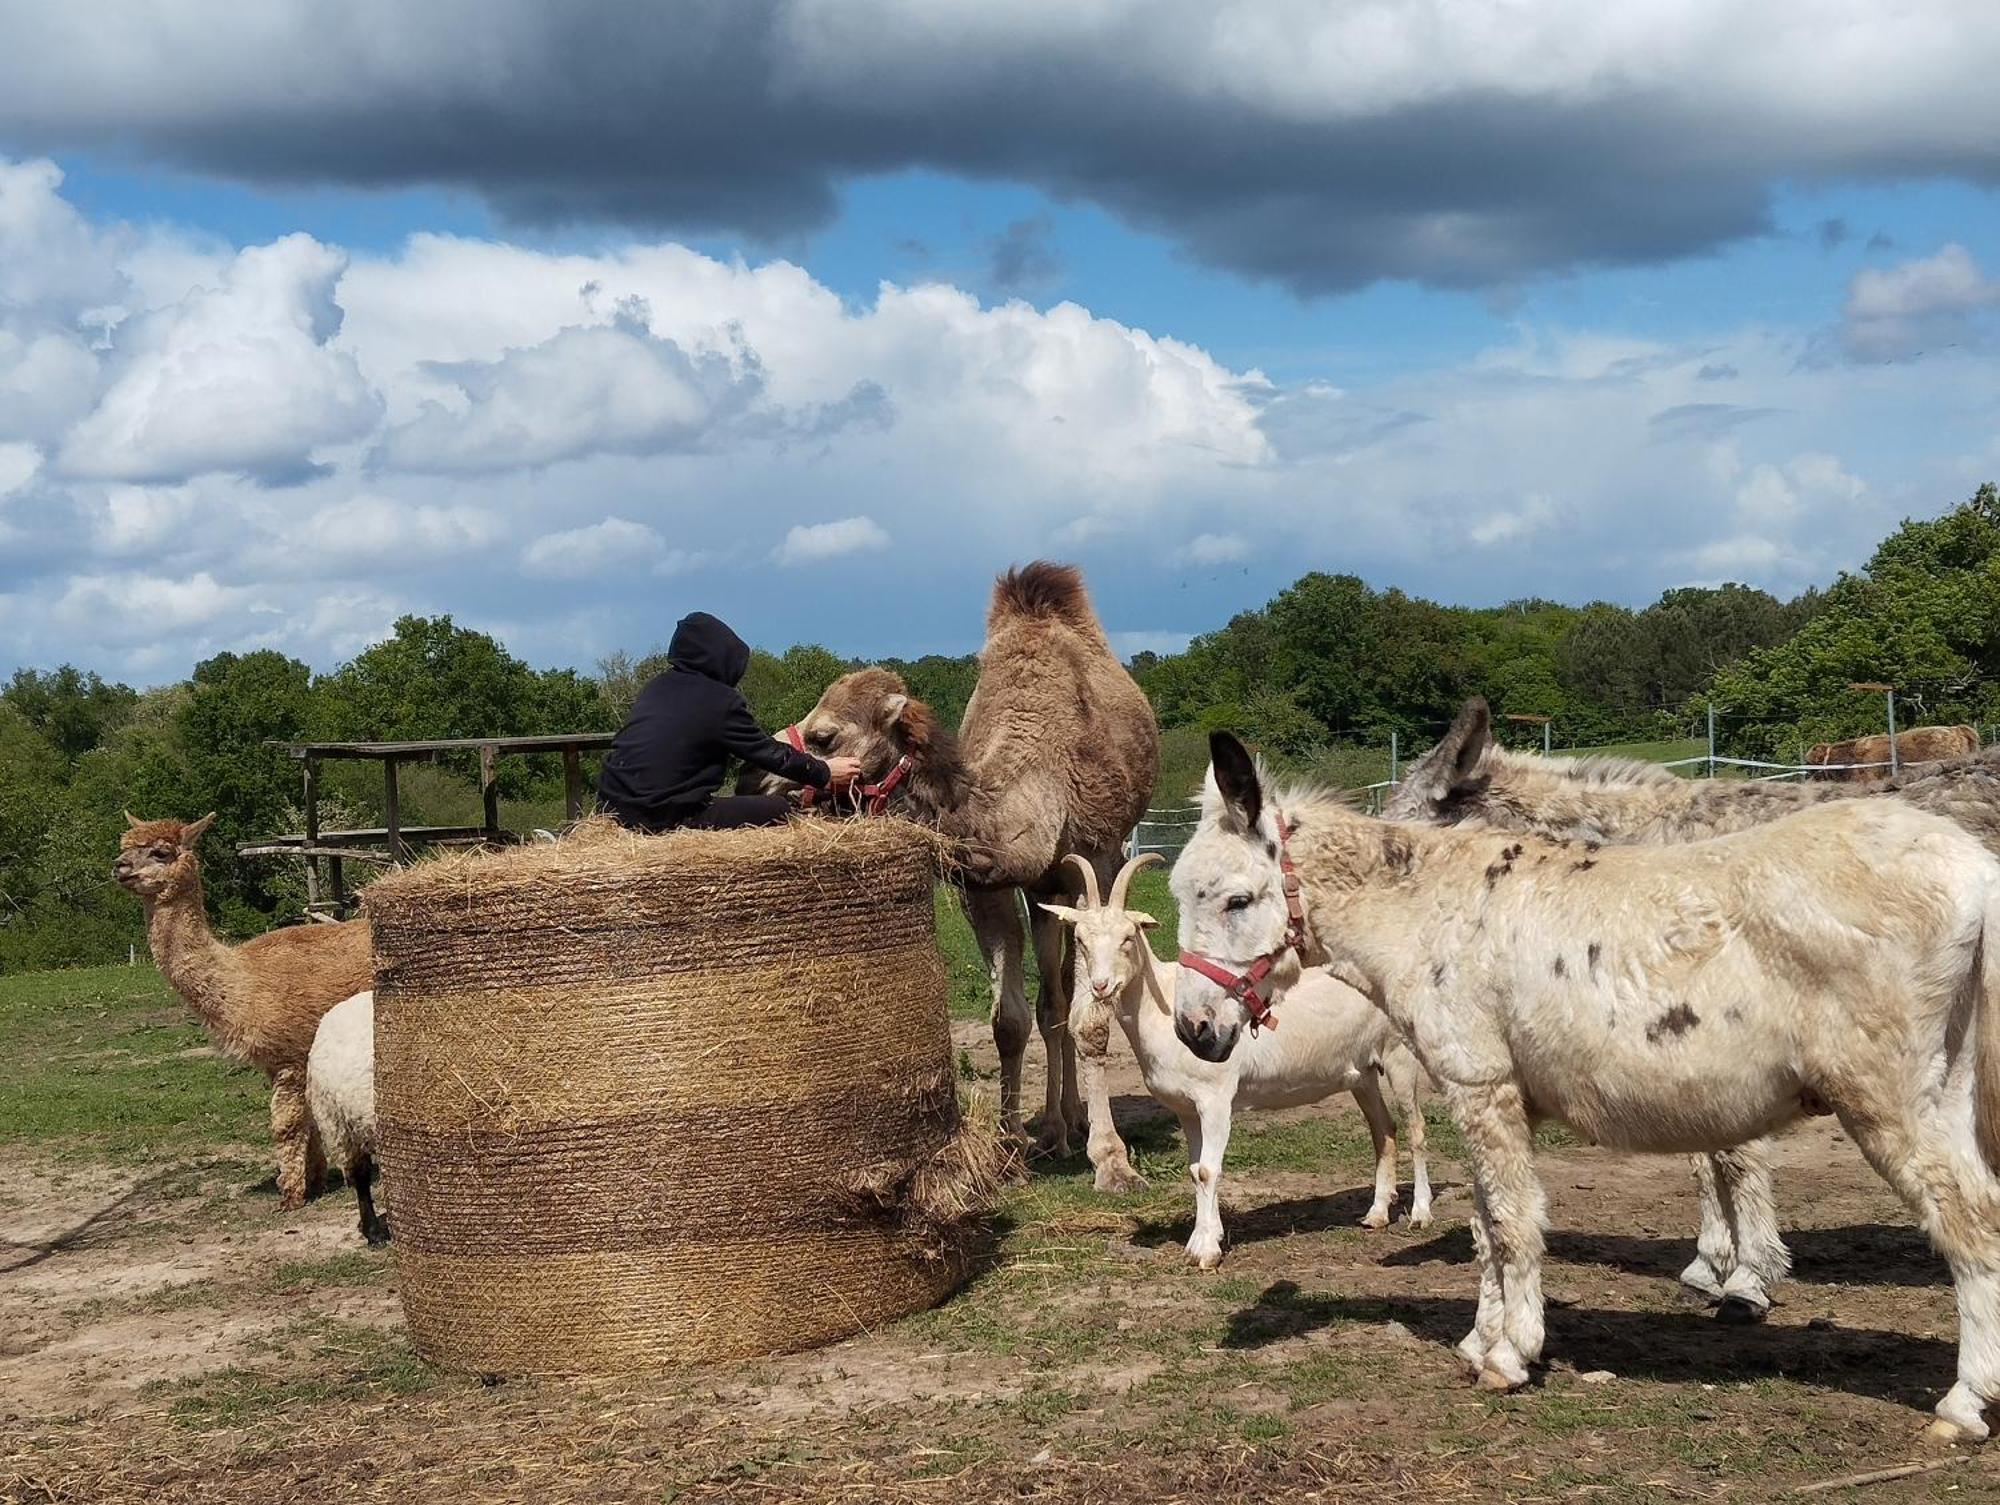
[1887,687,1899,777]
[1706,702,1716,778]
[1389,730,1399,786]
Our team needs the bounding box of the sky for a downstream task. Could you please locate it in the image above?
[1,2,1998,685]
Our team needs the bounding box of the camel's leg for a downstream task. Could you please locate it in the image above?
[966,887,1032,1141]
[1029,898,1076,1157]
[1352,1068,1399,1230]
[1391,1054,1435,1228]
[1452,1081,1545,1391]
[352,1156,390,1247]
[270,1068,318,1212]
[1182,1100,1233,1270]
[1836,1110,2000,1440]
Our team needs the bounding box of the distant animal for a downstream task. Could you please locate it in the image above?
[1807,723,1977,781]
[306,990,387,1247]
[114,813,373,1210]
[748,563,1160,1159]
[1043,854,1430,1264]
[1178,730,2000,1440]
[1389,697,2000,1319]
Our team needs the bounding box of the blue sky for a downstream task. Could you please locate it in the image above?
[2,3,1998,682]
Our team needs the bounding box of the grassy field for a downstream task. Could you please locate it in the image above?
[3,915,1989,1501]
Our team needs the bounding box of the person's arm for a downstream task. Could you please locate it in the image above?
[722,700,833,787]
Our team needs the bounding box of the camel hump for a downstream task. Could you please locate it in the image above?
[989,561,1098,634]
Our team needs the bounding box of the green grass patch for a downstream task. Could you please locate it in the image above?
[0,963,266,1157]
[268,1249,389,1293]
[155,1319,433,1430]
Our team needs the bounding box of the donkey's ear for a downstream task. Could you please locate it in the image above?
[180,812,217,848]
[1208,731,1263,832]
[1442,697,1494,784]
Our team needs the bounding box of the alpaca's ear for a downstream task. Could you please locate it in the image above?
[124,809,143,828]
[1208,731,1263,832]
[181,812,217,848]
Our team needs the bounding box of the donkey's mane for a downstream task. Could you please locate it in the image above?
[1491,745,1683,792]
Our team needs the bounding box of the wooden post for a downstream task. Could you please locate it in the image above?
[384,757,403,864]
[302,756,321,910]
[563,747,585,822]
[330,856,347,914]
[480,743,500,837]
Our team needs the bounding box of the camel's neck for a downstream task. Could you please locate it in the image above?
[142,882,240,1033]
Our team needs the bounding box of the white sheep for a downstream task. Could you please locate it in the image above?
[1043,854,1432,1268]
[306,989,388,1246]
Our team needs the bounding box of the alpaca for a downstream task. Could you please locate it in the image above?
[1043,854,1430,1259]
[749,563,1160,1160]
[1387,697,2000,1316]
[307,990,387,1246]
[1175,732,2000,1440]
[114,813,373,1210]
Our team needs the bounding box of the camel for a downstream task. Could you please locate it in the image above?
[753,563,1159,1159]
[1174,731,2000,1439]
[114,814,373,1209]
[1386,698,2000,1317]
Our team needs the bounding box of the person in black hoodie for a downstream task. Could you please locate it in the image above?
[596,611,861,832]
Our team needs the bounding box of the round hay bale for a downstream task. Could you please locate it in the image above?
[362,818,991,1375]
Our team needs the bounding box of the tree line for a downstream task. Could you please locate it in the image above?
[4,483,1994,972]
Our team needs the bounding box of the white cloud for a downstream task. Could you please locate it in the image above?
[522,516,694,580]
[58,234,382,483]
[1468,496,1562,548]
[1841,243,2000,362]
[52,570,264,643]
[296,496,502,570]
[1182,532,1249,565]
[0,441,39,496]
[773,515,891,566]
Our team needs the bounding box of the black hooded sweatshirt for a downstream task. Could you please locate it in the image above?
[596,612,830,828]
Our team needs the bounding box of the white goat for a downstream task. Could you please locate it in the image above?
[1043,854,1432,1268]
[305,989,388,1247]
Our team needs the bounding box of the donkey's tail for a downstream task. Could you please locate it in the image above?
[1974,906,2000,1180]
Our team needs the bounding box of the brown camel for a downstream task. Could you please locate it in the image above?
[755,563,1160,1160]
[114,814,373,1209]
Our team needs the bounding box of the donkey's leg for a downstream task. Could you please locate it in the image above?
[1389,1051,1434,1228]
[1681,1154,1731,1301]
[966,887,1031,1141]
[1458,1180,1506,1375]
[1713,1141,1790,1322]
[1029,897,1077,1157]
[1454,1082,1546,1390]
[1184,1100,1234,1270]
[352,1155,390,1247]
[1351,1068,1400,1230]
[1838,1111,2000,1440]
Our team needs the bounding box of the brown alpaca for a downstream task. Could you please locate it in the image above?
[114,813,374,1210]
[758,563,1160,1160]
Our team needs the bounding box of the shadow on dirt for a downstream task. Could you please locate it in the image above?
[1382,1222,1943,1287]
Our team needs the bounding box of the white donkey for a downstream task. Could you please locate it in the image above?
[1041,854,1430,1265]
[1173,730,2000,1441]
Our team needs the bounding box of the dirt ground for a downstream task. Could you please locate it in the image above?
[3,1022,1996,1504]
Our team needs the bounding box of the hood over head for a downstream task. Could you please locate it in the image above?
[668,611,752,686]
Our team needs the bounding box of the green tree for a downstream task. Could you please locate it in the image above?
[2,666,138,762]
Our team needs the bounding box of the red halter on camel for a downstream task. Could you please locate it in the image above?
[781,725,914,818]
[1177,811,1308,1036]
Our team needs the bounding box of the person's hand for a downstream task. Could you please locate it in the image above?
[825,756,864,788]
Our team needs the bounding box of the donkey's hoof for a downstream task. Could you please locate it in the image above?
[1093,1165,1148,1195]
[1714,1294,1770,1325]
[1476,1364,1528,1393]
[1188,1243,1225,1271]
[1677,1258,1725,1301]
[1927,1417,1988,1445]
[1932,1386,1992,1443]
[1360,1207,1392,1231]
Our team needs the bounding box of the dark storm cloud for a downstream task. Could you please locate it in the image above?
[3,1,1997,295]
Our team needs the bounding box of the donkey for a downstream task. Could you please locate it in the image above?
[1174,730,2000,1440]
[1386,697,2000,1318]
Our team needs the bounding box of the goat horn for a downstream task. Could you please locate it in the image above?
[1108,851,1164,911]
[1062,853,1101,908]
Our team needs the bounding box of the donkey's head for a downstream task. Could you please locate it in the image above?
[1381,697,1494,824]
[112,811,215,901]
[745,667,972,815]
[1170,732,1304,1063]
[1039,853,1161,1006]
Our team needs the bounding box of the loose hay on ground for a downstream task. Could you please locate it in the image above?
[362,817,997,1376]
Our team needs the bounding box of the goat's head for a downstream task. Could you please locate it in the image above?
[1039,853,1162,1005]
[113,811,215,900]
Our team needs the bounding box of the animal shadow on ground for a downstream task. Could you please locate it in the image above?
[1220,1279,1952,1413]
[1384,1223,1944,1288]
[0,1167,202,1274]
[1126,1187,1443,1252]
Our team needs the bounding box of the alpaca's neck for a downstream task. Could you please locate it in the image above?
[143,880,240,1033]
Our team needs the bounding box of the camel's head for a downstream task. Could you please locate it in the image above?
[748,668,972,816]
[1038,854,1161,1006]
[1381,697,1494,825]
[113,811,215,900]
[1170,733,1304,1063]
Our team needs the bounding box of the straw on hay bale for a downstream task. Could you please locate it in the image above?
[362,816,999,1375]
